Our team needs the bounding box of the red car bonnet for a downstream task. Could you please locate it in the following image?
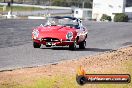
[36,26,76,39]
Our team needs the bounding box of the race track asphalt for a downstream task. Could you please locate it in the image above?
[0,19,132,71]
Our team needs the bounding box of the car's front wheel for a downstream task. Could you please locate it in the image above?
[33,42,41,48]
[79,41,86,49]
[69,41,77,50]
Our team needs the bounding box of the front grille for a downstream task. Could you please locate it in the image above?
[42,38,60,42]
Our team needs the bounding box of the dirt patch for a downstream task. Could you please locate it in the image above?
[0,46,132,88]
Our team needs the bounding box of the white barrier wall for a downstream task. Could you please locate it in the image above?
[92,0,126,21]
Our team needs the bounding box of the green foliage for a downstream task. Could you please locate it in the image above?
[114,13,129,22]
[100,14,112,21]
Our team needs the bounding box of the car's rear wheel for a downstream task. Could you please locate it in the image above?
[79,41,86,49]
[69,41,77,50]
[33,42,41,48]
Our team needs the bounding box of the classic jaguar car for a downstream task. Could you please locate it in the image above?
[32,16,88,50]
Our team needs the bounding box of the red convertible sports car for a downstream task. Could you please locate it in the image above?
[32,16,88,50]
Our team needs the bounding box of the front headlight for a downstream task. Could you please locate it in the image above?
[66,32,73,40]
[32,29,39,38]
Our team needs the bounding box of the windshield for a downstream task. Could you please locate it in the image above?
[45,17,79,28]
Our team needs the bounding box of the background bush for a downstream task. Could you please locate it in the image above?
[114,13,129,22]
[100,14,112,21]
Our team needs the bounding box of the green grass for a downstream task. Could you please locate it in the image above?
[33,75,79,88]
[35,77,59,88]
[0,75,79,88]
[0,5,44,12]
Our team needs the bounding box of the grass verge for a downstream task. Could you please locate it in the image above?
[0,5,44,12]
